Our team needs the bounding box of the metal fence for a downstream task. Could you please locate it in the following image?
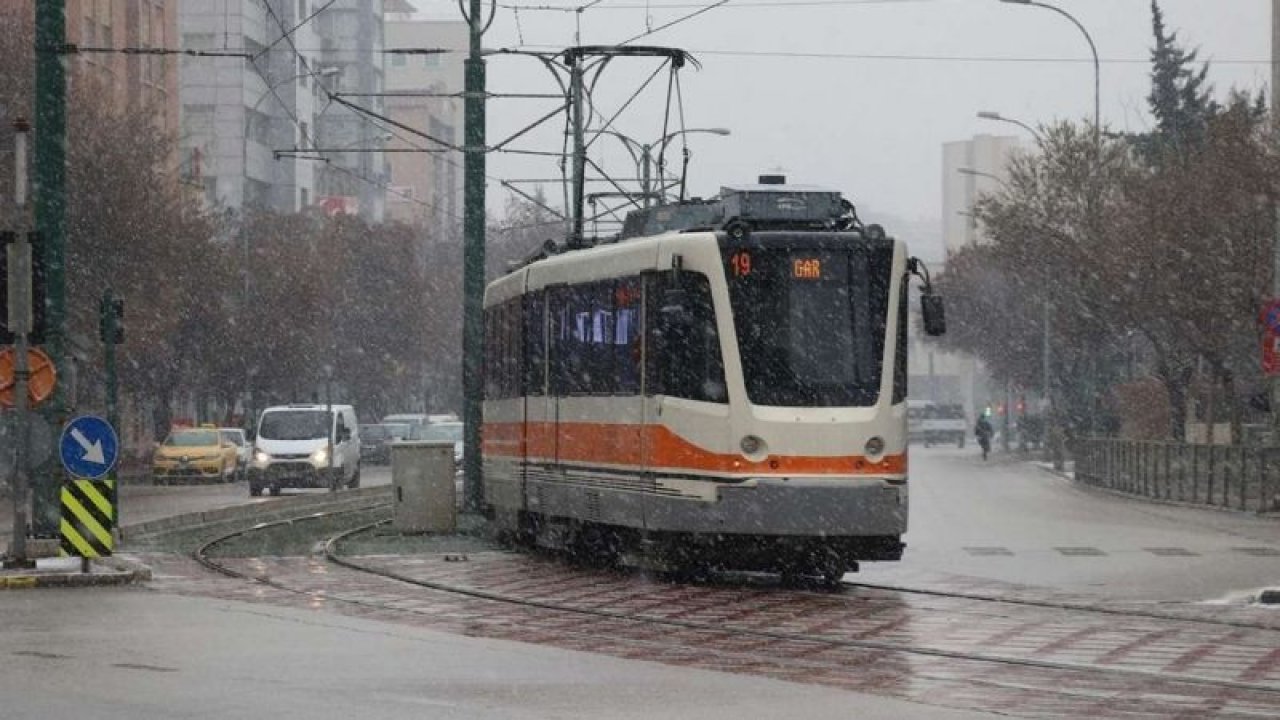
[1074,438,1280,514]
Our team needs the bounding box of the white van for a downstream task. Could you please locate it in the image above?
[248,404,361,496]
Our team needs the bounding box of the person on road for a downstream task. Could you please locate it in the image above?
[974,415,994,461]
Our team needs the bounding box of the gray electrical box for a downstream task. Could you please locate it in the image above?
[391,441,456,533]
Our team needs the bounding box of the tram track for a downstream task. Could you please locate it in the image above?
[191,509,1280,707]
[837,579,1278,632]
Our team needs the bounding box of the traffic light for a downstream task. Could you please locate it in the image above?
[1,231,49,345]
[99,293,124,344]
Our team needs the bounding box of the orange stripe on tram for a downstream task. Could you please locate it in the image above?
[482,421,906,476]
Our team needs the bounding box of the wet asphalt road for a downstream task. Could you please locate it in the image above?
[861,445,1280,602]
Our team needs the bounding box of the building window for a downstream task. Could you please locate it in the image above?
[391,54,406,67]
[299,121,309,148]
[300,187,309,209]
[298,0,308,20]
[423,53,441,68]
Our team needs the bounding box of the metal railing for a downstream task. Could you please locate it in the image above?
[1074,438,1280,514]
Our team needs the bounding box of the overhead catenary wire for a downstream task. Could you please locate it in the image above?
[58,44,1276,67]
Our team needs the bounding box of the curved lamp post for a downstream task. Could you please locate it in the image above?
[998,0,1099,146]
[976,111,1045,144]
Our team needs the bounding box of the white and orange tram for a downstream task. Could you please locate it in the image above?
[481,181,944,581]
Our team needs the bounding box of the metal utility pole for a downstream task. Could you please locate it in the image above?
[5,119,34,567]
[1271,0,1280,438]
[461,0,490,512]
[32,0,67,536]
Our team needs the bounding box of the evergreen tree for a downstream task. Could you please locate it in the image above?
[1140,0,1218,163]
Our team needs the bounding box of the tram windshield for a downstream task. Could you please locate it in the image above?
[723,242,892,407]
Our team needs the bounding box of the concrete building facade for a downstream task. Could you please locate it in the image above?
[178,0,387,221]
[913,133,1025,424]
[0,0,181,154]
[383,2,464,239]
[941,134,1022,254]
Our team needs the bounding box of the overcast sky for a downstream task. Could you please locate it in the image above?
[405,0,1270,245]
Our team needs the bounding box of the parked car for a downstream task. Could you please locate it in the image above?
[923,404,967,448]
[359,423,408,465]
[248,404,361,496]
[218,427,251,480]
[406,420,464,470]
[381,412,458,428]
[152,427,239,484]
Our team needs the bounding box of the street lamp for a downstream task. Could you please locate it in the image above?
[957,166,1007,186]
[997,0,1099,146]
[601,127,730,207]
[976,111,1044,144]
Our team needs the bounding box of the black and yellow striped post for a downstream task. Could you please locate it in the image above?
[59,478,114,560]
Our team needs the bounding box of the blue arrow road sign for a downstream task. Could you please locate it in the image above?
[60,415,119,479]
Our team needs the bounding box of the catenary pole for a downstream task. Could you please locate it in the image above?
[1271,0,1280,438]
[32,0,67,536]
[461,0,488,511]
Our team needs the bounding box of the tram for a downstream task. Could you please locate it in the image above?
[481,179,944,581]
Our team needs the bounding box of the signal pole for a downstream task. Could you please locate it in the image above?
[461,0,489,511]
[32,0,68,536]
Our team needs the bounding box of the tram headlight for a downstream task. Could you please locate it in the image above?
[864,436,886,459]
[740,434,766,459]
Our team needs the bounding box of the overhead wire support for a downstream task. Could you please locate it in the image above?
[52,44,251,58]
[253,0,338,60]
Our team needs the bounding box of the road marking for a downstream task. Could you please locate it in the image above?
[1144,547,1199,557]
[963,546,1014,556]
[1054,547,1107,557]
[1231,547,1280,557]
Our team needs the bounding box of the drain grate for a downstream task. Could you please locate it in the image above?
[963,546,1014,556]
[1144,547,1199,557]
[1054,546,1107,557]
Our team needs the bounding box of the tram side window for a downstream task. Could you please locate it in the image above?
[645,272,727,403]
[614,279,642,395]
[524,292,546,396]
[484,306,497,399]
[484,299,522,400]
[502,299,522,398]
[547,279,642,397]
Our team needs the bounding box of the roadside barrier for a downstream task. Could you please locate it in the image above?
[1074,439,1280,514]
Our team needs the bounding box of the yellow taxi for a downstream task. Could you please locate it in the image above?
[152,426,239,484]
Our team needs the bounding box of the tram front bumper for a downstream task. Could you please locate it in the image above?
[644,476,908,539]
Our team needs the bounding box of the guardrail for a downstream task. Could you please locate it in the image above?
[1074,439,1280,514]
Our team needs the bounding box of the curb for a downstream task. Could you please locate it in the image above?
[0,556,150,590]
[3,487,392,590]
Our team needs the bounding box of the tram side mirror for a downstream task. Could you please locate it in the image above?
[921,292,946,336]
